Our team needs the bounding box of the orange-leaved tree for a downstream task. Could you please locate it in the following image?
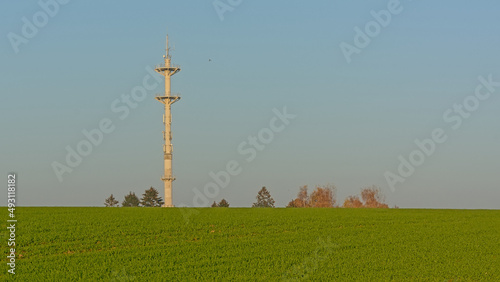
[309,184,336,207]
[342,195,363,208]
[343,186,389,208]
[287,184,336,208]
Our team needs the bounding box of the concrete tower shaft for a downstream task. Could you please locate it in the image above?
[154,35,181,207]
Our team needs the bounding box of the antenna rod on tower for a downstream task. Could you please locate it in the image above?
[166,34,169,58]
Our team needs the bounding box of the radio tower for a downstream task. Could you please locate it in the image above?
[154,35,181,207]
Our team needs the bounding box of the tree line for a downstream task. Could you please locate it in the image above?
[211,187,276,208]
[104,187,164,207]
[105,185,391,208]
[287,184,389,208]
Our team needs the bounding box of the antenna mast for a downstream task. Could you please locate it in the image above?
[154,34,181,207]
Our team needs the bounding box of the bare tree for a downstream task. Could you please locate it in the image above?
[287,186,309,207]
[297,185,310,207]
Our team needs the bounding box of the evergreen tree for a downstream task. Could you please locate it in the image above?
[211,201,218,207]
[122,192,140,207]
[218,199,230,207]
[141,187,164,207]
[104,194,119,207]
[252,187,275,208]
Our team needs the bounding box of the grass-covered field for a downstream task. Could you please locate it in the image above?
[2,207,499,281]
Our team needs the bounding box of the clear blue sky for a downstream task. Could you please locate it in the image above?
[1,0,499,208]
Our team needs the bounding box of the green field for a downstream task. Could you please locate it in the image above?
[2,208,499,281]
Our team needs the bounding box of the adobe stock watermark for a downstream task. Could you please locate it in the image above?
[281,237,338,281]
[178,106,296,222]
[110,268,135,281]
[213,0,243,21]
[51,67,162,182]
[7,173,17,275]
[339,0,405,64]
[7,0,72,54]
[385,74,500,192]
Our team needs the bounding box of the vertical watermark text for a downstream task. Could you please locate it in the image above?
[7,173,17,275]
